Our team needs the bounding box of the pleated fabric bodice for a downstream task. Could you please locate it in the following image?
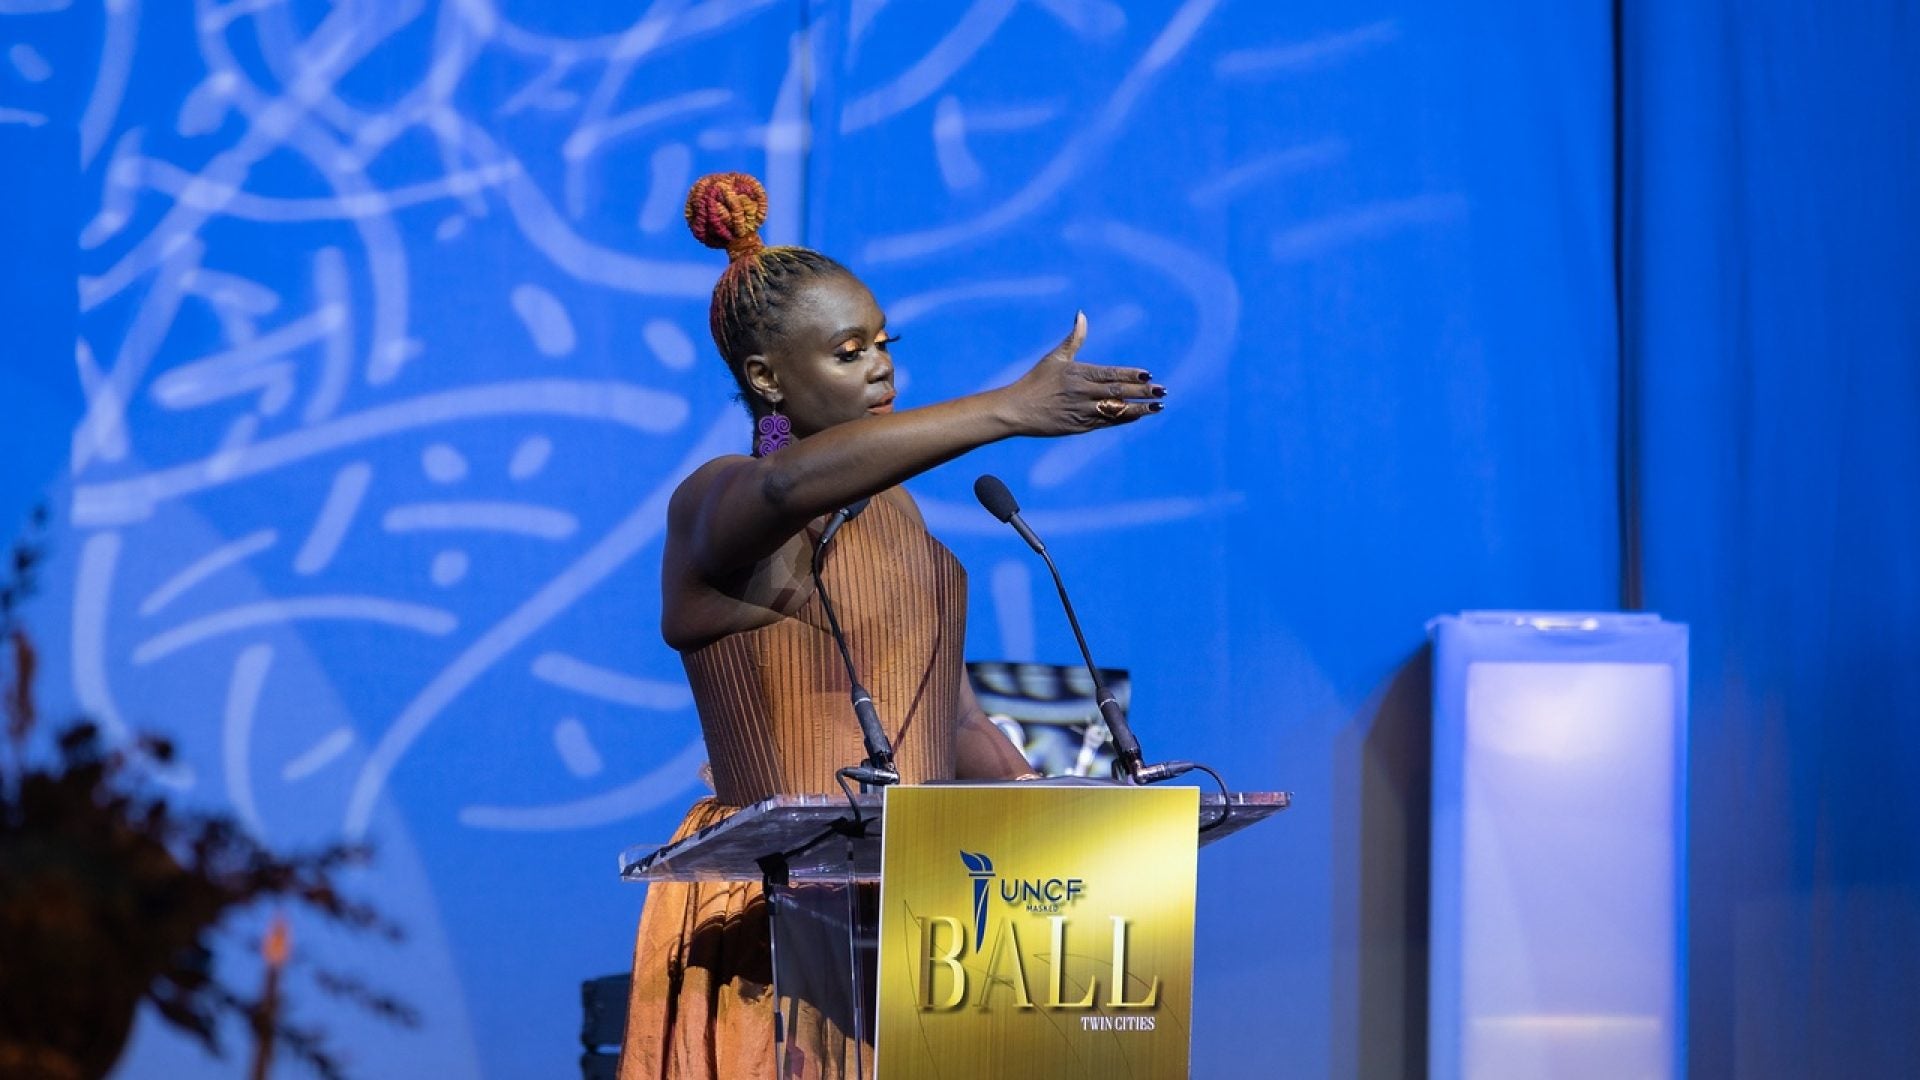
[680,493,966,806]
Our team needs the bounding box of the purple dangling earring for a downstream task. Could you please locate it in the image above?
[755,410,793,456]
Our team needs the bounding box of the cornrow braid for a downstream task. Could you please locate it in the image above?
[684,173,849,405]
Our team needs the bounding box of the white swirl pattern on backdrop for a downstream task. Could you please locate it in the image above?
[5,2,1458,1074]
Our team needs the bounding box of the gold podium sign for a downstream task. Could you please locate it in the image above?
[875,785,1198,1078]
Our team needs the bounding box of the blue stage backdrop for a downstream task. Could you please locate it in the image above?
[5,3,1618,1076]
[6,2,1907,1078]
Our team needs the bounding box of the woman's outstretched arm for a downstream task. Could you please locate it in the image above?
[679,313,1162,579]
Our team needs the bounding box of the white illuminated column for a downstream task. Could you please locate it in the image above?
[1429,612,1688,1080]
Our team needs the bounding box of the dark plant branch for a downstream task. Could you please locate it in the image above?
[0,508,410,1079]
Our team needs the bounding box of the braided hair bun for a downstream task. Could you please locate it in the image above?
[684,172,768,260]
[687,171,846,378]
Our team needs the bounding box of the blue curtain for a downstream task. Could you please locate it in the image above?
[1625,2,1920,1075]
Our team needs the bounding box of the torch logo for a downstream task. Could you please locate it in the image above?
[959,850,994,950]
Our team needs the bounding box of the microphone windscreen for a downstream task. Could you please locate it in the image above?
[973,474,1020,522]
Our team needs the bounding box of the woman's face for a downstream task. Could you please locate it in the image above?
[756,272,898,437]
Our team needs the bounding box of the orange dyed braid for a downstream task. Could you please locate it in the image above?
[685,173,847,383]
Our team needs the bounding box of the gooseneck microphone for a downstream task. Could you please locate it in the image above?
[811,498,898,788]
[972,474,1172,784]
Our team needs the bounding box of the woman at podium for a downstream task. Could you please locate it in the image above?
[617,172,1164,1079]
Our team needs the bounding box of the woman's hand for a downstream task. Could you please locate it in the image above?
[996,312,1167,437]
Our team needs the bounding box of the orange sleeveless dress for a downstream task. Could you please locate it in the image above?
[618,494,967,1080]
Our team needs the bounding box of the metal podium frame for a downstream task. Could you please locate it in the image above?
[620,789,1289,883]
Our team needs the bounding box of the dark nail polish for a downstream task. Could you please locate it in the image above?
[1149,402,1164,413]
[1138,371,1153,382]
[1152,385,1166,398]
